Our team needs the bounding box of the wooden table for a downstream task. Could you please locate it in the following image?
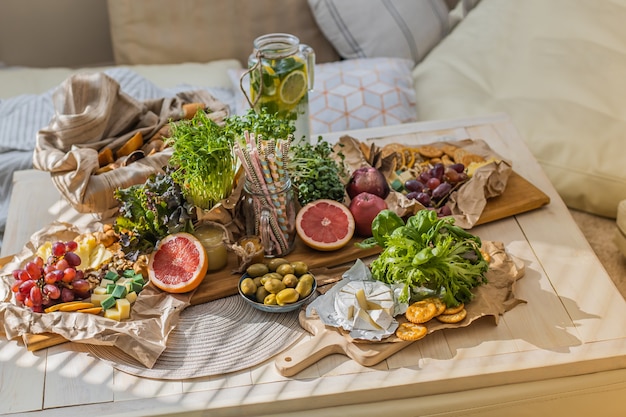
[2,114,626,417]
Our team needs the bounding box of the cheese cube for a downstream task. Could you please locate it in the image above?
[115,298,131,320]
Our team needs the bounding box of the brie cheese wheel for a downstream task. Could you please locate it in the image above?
[334,281,395,332]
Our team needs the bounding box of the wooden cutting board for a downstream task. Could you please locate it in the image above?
[190,170,549,305]
[274,311,413,377]
[19,170,548,352]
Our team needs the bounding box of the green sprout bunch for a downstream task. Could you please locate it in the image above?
[167,110,237,211]
[224,108,295,144]
[288,136,347,206]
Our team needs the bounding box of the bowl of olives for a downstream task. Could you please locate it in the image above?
[238,258,317,313]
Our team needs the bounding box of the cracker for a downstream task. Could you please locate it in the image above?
[453,148,484,167]
[406,300,438,324]
[441,144,459,158]
[396,322,428,341]
[426,297,446,316]
[436,308,467,323]
[442,303,465,315]
[418,145,443,159]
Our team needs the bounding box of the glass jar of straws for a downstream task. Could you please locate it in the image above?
[235,131,296,257]
[243,178,296,257]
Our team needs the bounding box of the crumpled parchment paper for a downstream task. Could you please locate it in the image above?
[337,135,513,228]
[306,240,526,342]
[0,222,192,368]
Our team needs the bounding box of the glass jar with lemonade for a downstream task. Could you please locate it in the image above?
[245,33,315,145]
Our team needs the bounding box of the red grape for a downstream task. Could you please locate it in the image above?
[426,177,441,190]
[430,163,444,180]
[61,288,75,303]
[416,192,432,206]
[450,163,465,173]
[43,284,60,300]
[432,182,452,201]
[444,167,460,183]
[30,286,42,305]
[65,240,78,252]
[34,256,44,268]
[17,270,31,282]
[405,179,425,193]
[25,261,42,280]
[64,252,81,268]
[63,267,76,282]
[55,258,70,272]
[51,241,66,257]
[19,280,36,295]
[72,279,90,294]
[438,205,452,217]
[44,272,58,285]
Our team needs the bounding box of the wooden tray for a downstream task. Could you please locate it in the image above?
[18,170,548,351]
[275,311,412,377]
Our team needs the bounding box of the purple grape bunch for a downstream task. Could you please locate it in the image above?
[404,162,469,217]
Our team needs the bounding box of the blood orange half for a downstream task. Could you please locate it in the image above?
[295,199,355,251]
[148,232,209,293]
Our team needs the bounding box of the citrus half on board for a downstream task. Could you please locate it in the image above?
[295,199,355,251]
[148,232,209,293]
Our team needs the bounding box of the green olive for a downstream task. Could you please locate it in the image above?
[264,278,286,294]
[246,263,269,277]
[298,273,315,286]
[260,272,282,285]
[276,263,295,276]
[291,261,309,276]
[240,277,257,296]
[253,277,263,288]
[255,286,270,303]
[295,279,313,298]
[264,293,277,305]
[276,288,300,306]
[267,258,289,272]
[282,273,299,288]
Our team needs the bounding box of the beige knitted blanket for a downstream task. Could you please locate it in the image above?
[33,72,229,217]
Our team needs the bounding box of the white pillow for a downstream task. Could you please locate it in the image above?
[230,57,417,134]
[307,0,451,64]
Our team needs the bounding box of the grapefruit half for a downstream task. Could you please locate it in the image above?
[295,199,355,251]
[148,232,209,293]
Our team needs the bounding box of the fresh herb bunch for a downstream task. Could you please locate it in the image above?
[114,169,195,258]
[288,137,348,206]
[224,108,295,141]
[361,209,489,306]
[167,110,237,210]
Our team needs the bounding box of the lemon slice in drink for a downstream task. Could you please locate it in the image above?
[251,64,279,102]
[279,70,307,105]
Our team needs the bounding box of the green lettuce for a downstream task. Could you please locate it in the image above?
[363,209,488,306]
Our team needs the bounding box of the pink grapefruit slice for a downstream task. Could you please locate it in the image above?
[148,232,208,293]
[295,199,355,251]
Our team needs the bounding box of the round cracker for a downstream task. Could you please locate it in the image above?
[436,308,467,324]
[442,303,465,315]
[396,322,428,341]
[406,300,438,324]
[427,297,446,316]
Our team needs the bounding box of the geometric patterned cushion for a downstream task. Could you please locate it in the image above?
[308,58,417,133]
[229,57,417,135]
